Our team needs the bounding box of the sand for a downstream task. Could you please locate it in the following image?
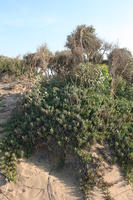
[0,150,83,200]
[90,144,133,200]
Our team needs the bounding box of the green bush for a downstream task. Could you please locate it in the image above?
[0,63,132,186]
[105,99,133,181]
[0,56,24,77]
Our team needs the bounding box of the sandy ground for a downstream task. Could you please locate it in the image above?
[0,80,133,200]
[90,144,133,200]
[0,150,83,200]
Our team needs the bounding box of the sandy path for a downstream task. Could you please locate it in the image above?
[0,150,83,200]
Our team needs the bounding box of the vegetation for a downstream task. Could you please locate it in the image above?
[0,44,52,80]
[108,48,133,98]
[0,24,133,198]
[0,56,24,78]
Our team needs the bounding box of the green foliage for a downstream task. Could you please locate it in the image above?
[115,77,133,100]
[0,151,17,181]
[0,63,132,189]
[0,56,23,77]
[104,99,133,181]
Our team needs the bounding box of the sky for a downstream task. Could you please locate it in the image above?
[0,0,133,57]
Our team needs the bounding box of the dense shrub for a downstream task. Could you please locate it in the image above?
[115,77,133,101]
[48,50,73,75]
[0,56,23,77]
[0,63,132,186]
[0,45,52,80]
[23,44,52,75]
[105,99,133,181]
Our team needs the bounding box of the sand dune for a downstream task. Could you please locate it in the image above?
[0,81,133,200]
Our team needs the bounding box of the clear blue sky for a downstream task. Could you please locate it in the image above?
[0,0,133,57]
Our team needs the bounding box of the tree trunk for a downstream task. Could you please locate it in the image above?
[110,77,115,99]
